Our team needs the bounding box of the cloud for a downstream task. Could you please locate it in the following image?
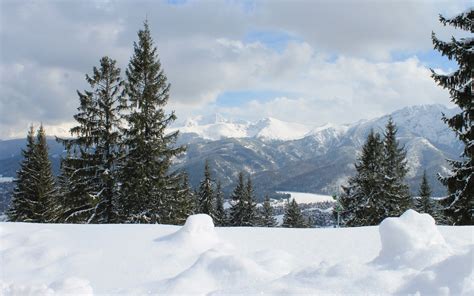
[0,0,469,138]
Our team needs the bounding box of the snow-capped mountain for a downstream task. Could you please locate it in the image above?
[170,114,315,141]
[172,104,461,197]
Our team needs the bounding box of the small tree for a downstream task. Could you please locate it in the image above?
[229,172,247,226]
[214,181,227,226]
[243,176,257,226]
[173,173,195,225]
[282,199,306,228]
[197,160,215,218]
[415,170,444,224]
[432,8,473,225]
[260,195,277,227]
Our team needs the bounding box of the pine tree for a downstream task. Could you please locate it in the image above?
[173,173,195,225]
[214,180,227,226]
[260,195,277,227]
[33,125,59,222]
[197,161,215,218]
[415,170,444,223]
[382,117,412,217]
[243,176,257,226]
[229,172,247,226]
[7,125,58,223]
[58,56,125,223]
[118,21,184,223]
[432,8,473,225]
[340,130,385,226]
[7,126,38,222]
[282,199,306,228]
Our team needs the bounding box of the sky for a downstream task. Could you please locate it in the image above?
[0,0,471,139]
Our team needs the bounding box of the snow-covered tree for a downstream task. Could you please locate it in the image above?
[8,125,58,223]
[59,56,125,223]
[118,21,184,223]
[214,180,227,226]
[282,199,306,228]
[414,170,444,224]
[382,117,412,217]
[260,195,277,227]
[244,176,257,226]
[432,8,473,225]
[197,161,215,218]
[341,130,385,226]
[7,126,37,222]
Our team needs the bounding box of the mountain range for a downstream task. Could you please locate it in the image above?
[0,104,462,203]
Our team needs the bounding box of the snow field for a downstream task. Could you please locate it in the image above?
[1,210,473,295]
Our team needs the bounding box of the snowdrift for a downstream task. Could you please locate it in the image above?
[1,210,472,295]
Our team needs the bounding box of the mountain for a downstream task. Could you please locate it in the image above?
[0,104,462,204]
[173,104,461,198]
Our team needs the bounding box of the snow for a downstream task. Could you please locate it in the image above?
[1,212,473,295]
[277,191,335,204]
[0,176,13,183]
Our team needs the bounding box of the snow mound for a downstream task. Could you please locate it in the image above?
[156,214,219,252]
[1,277,93,296]
[397,245,474,296]
[164,249,273,294]
[374,209,450,268]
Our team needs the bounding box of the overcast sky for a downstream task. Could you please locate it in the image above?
[0,0,470,139]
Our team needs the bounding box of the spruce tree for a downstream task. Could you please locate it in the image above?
[229,172,247,226]
[432,8,473,225]
[260,195,277,227]
[33,125,59,222]
[7,126,37,222]
[197,161,215,218]
[382,117,412,217]
[415,170,443,223]
[8,125,58,223]
[173,173,195,225]
[243,176,257,226]
[118,21,184,223]
[59,56,125,223]
[340,130,385,226]
[282,199,306,228]
[214,180,227,226]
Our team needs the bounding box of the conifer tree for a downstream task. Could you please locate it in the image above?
[173,173,195,225]
[260,195,277,227]
[118,21,184,223]
[59,56,125,223]
[197,161,215,218]
[282,199,306,228]
[432,8,473,225]
[382,117,412,217]
[7,126,38,222]
[340,130,385,226]
[214,180,227,226]
[229,172,247,226]
[244,176,257,226]
[33,125,59,222]
[415,170,443,223]
[8,126,58,222]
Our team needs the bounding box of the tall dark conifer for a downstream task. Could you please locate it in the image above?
[432,8,473,225]
[173,173,195,225]
[415,170,443,223]
[118,21,184,223]
[198,161,215,218]
[59,56,125,223]
[382,117,412,217]
[340,130,385,226]
[214,180,227,226]
[229,172,247,226]
[244,176,257,226]
[7,126,37,222]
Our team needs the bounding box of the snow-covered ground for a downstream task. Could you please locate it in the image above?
[1,210,473,295]
[277,191,335,204]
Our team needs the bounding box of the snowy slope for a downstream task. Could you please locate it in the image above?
[1,211,473,295]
